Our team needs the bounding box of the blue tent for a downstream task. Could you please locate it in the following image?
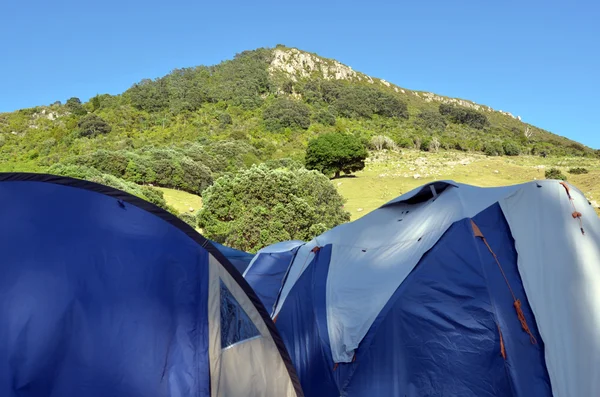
[245,181,600,397]
[0,173,303,397]
[210,241,255,274]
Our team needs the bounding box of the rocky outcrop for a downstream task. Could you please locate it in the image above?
[270,47,521,121]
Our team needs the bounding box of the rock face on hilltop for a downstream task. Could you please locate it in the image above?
[268,47,519,120]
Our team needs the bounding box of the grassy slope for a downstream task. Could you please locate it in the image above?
[162,152,600,226]
[338,150,600,220]
[158,187,202,214]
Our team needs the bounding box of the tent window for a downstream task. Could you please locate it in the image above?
[220,279,260,348]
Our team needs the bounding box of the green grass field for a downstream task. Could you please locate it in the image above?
[158,187,202,214]
[162,150,600,223]
[337,150,600,220]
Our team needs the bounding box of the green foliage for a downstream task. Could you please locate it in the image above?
[298,80,408,119]
[91,95,101,112]
[313,108,336,126]
[416,109,446,131]
[263,98,311,131]
[439,103,489,129]
[47,163,169,209]
[484,141,504,156]
[66,97,87,116]
[545,167,567,180]
[77,114,112,137]
[179,212,197,227]
[64,148,213,195]
[502,140,521,156]
[305,132,368,178]
[568,167,589,175]
[0,45,594,198]
[197,164,350,252]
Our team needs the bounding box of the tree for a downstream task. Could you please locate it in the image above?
[263,98,311,131]
[77,114,112,137]
[66,97,87,116]
[197,164,350,252]
[305,132,368,178]
[502,140,521,156]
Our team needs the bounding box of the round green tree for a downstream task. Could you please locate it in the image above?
[197,164,350,253]
[305,132,368,178]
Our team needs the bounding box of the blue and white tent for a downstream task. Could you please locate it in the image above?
[0,173,303,397]
[244,180,600,397]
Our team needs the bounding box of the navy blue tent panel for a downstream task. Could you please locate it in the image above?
[211,241,254,274]
[275,245,339,397]
[274,203,551,396]
[344,204,551,397]
[245,247,300,315]
[0,181,211,397]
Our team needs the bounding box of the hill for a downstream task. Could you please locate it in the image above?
[0,45,597,219]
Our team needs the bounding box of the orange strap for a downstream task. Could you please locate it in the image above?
[497,323,506,360]
[560,182,585,235]
[471,220,538,345]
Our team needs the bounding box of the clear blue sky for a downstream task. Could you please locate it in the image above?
[2,0,598,148]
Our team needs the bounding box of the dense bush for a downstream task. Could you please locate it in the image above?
[484,141,504,156]
[179,212,197,227]
[47,163,169,209]
[502,141,521,156]
[545,168,567,180]
[263,98,311,131]
[439,104,489,129]
[197,164,350,253]
[299,80,408,120]
[305,132,368,178]
[416,109,447,131]
[568,167,589,175]
[66,97,87,116]
[65,148,213,194]
[77,114,112,137]
[313,108,336,126]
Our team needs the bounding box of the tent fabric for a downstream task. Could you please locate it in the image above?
[210,241,255,274]
[273,181,525,363]
[247,179,600,396]
[499,182,600,397]
[244,245,302,316]
[0,173,303,397]
[274,245,339,397]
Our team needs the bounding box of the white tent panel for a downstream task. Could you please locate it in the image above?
[501,181,600,397]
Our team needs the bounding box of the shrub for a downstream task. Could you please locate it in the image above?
[568,167,589,175]
[502,140,521,156]
[77,114,112,137]
[47,163,169,209]
[484,141,503,156]
[263,98,311,131]
[420,137,432,151]
[66,97,87,116]
[313,108,336,126]
[416,109,447,131]
[197,164,350,253]
[179,212,197,227]
[370,135,397,151]
[545,168,567,180]
[429,136,441,152]
[439,103,489,129]
[305,132,368,178]
[396,137,414,148]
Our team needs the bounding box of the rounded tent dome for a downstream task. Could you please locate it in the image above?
[245,180,600,397]
[0,173,303,397]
